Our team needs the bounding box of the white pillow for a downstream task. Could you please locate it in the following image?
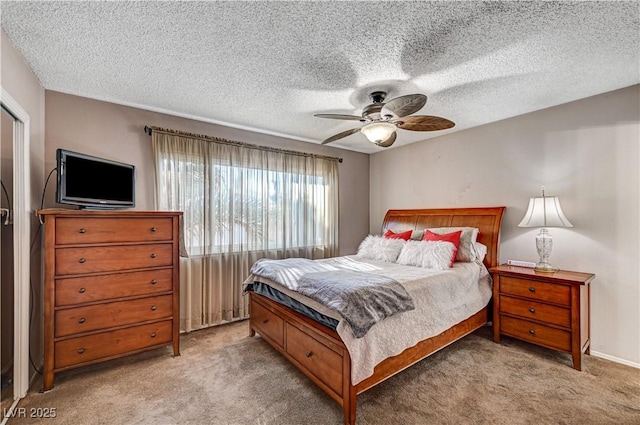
[426,227,479,262]
[356,235,405,263]
[410,229,425,241]
[474,242,488,264]
[396,241,457,270]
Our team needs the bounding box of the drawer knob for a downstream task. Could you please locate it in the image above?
[262,319,268,324]
[151,279,157,285]
[78,318,86,324]
[528,287,535,292]
[151,227,157,232]
[78,258,86,264]
[151,333,157,338]
[529,329,536,335]
[77,348,85,354]
[151,253,157,259]
[529,307,535,313]
[305,351,312,358]
[78,287,86,293]
[78,228,86,234]
[151,305,157,311]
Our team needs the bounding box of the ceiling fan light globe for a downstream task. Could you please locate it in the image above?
[361,122,396,144]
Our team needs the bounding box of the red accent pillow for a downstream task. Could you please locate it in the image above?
[422,230,462,267]
[384,229,412,241]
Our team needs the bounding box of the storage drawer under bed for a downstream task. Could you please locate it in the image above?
[285,322,344,397]
[250,297,285,348]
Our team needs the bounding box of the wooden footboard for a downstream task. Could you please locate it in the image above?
[249,291,356,425]
[250,291,488,425]
[249,206,504,424]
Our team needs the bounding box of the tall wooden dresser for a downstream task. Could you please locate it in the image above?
[38,209,182,390]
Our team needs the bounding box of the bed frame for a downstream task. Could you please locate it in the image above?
[248,207,505,425]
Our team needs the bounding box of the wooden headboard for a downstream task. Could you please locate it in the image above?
[381,207,506,269]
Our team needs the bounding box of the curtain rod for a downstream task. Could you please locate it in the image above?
[144,125,343,163]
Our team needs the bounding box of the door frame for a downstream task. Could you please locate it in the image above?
[0,87,31,401]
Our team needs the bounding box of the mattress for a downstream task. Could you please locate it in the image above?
[244,255,492,384]
[245,281,339,330]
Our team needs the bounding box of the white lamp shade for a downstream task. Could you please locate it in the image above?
[518,196,573,228]
[361,122,396,144]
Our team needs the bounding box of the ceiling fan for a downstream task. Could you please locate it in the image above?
[315,91,455,148]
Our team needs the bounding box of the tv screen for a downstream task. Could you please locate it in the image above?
[56,149,135,209]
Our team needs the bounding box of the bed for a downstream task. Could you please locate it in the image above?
[245,207,505,425]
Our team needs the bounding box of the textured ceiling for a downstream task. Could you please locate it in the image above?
[2,1,639,153]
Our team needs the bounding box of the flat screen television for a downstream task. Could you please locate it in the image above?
[56,149,135,209]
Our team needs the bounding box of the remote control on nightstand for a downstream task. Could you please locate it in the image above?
[507,260,536,268]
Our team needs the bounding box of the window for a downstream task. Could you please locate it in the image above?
[151,129,339,330]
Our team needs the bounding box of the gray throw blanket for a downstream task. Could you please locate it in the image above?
[249,258,415,338]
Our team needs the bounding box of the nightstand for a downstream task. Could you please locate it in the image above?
[490,265,595,370]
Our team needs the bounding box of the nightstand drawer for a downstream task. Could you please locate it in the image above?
[500,276,570,306]
[500,295,571,328]
[501,315,571,352]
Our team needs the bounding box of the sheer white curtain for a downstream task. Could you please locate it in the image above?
[152,129,339,332]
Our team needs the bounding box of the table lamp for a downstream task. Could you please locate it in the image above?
[518,186,573,272]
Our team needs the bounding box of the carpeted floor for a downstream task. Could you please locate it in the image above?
[6,320,639,425]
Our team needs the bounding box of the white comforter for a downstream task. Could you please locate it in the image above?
[244,255,492,385]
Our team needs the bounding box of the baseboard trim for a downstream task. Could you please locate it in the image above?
[590,350,640,369]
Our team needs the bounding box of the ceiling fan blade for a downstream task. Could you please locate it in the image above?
[375,131,397,148]
[321,128,361,145]
[396,115,455,131]
[381,94,427,118]
[314,113,363,121]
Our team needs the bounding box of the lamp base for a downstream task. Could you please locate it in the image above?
[535,262,559,273]
[535,228,559,273]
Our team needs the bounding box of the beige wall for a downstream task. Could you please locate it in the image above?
[44,91,370,255]
[1,30,46,380]
[370,85,640,366]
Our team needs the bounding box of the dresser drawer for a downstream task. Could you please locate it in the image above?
[250,298,284,348]
[55,243,173,275]
[285,323,343,397]
[55,217,173,245]
[55,294,173,337]
[55,269,173,306]
[54,320,173,369]
[500,295,571,328]
[500,276,570,306]
[500,315,571,352]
